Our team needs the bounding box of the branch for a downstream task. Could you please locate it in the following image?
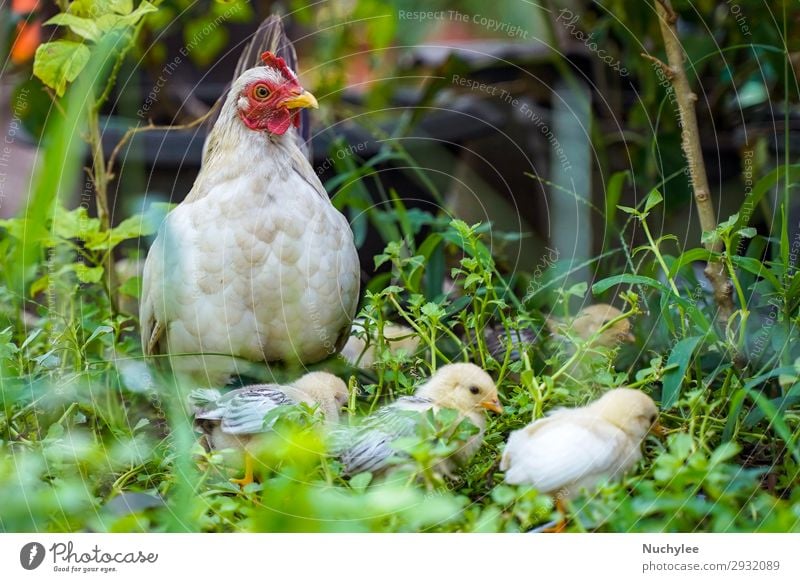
[106,105,218,180]
[653,0,735,329]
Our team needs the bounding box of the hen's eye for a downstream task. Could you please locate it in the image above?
[469,386,480,395]
[253,85,270,100]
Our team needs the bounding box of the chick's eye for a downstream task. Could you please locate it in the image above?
[469,386,480,395]
[649,414,657,424]
[253,84,270,100]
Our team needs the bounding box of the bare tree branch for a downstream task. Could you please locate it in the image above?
[653,0,736,329]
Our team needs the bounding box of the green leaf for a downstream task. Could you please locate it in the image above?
[69,0,113,17]
[349,472,373,492]
[722,388,747,442]
[73,263,104,284]
[731,164,800,252]
[44,14,101,41]
[603,171,629,234]
[592,274,668,295]
[420,302,445,320]
[709,442,740,465]
[33,41,91,97]
[564,281,588,298]
[661,336,704,408]
[109,0,135,14]
[616,205,638,215]
[667,248,715,279]
[408,233,442,295]
[86,212,159,250]
[52,206,101,241]
[717,213,740,231]
[491,485,517,505]
[463,273,482,289]
[743,384,800,428]
[85,325,114,345]
[118,275,142,299]
[644,189,663,213]
[20,328,43,351]
[70,0,134,17]
[743,387,800,464]
[116,1,157,25]
[700,229,720,246]
[669,433,695,459]
[96,1,157,31]
[728,256,782,291]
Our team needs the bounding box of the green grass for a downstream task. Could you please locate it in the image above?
[1,186,799,531]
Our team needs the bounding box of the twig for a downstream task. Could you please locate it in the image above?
[640,53,674,80]
[652,0,736,329]
[106,105,218,180]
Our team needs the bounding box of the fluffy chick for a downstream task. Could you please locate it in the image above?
[485,304,634,362]
[191,371,348,486]
[501,388,659,498]
[547,303,636,348]
[335,363,502,477]
[340,321,421,368]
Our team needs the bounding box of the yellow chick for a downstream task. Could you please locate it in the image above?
[340,320,421,368]
[501,388,659,498]
[485,304,634,364]
[191,371,348,486]
[548,303,636,348]
[335,363,503,477]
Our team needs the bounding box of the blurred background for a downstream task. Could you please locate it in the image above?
[3,0,797,300]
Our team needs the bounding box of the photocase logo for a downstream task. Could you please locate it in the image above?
[20,542,46,570]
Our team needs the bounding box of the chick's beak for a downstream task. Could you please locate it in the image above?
[481,398,504,414]
[650,421,666,439]
[623,332,637,343]
[282,89,319,110]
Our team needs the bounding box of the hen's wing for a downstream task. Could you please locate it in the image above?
[334,396,434,476]
[139,230,165,356]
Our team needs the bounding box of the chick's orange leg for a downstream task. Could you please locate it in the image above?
[230,452,254,487]
[543,497,568,533]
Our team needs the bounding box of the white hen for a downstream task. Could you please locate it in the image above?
[140,49,360,385]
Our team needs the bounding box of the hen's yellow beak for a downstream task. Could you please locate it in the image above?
[481,399,504,414]
[283,90,319,110]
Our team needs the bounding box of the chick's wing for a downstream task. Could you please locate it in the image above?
[334,396,433,475]
[502,415,631,493]
[213,385,295,435]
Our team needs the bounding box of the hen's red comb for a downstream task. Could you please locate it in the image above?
[261,51,298,82]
